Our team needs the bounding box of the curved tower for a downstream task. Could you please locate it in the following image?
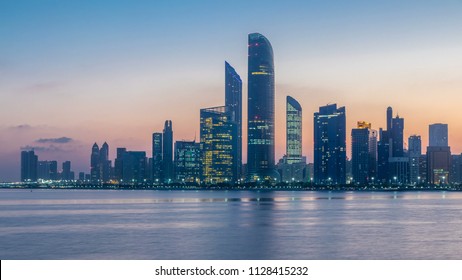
[247,33,276,181]
[286,96,302,164]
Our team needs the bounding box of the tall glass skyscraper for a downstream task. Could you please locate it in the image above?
[313,104,346,185]
[225,61,242,182]
[247,32,276,182]
[200,106,235,184]
[286,96,302,164]
[162,120,174,183]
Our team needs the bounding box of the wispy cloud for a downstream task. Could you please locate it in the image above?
[20,145,65,152]
[35,137,73,144]
[8,124,33,130]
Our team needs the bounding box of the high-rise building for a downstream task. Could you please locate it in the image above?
[37,160,58,180]
[122,151,148,183]
[247,33,276,182]
[174,140,201,183]
[427,123,451,185]
[377,128,391,183]
[21,150,38,182]
[61,161,73,180]
[429,123,448,147]
[391,116,404,157]
[162,120,174,183]
[277,96,304,183]
[427,146,451,185]
[286,96,302,164]
[386,106,393,131]
[152,132,163,182]
[313,104,346,185]
[451,154,462,184]
[90,143,100,182]
[200,106,235,184]
[351,122,372,184]
[225,61,242,182]
[408,135,422,184]
[114,147,126,181]
[100,142,110,182]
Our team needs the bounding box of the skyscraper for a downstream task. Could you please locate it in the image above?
[286,96,302,164]
[37,160,57,180]
[377,129,391,183]
[152,132,163,182]
[351,122,373,185]
[429,123,448,147]
[386,106,393,131]
[21,150,38,182]
[391,116,404,157]
[174,140,201,183]
[61,161,73,181]
[225,61,242,182]
[122,151,148,183]
[200,106,235,184]
[427,123,451,184]
[114,147,126,181]
[90,143,100,182]
[247,33,276,182]
[100,142,110,182]
[313,104,346,185]
[408,135,422,184]
[162,120,174,183]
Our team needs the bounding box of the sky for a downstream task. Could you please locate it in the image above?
[1,0,462,181]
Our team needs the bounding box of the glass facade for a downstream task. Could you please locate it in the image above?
[313,104,346,185]
[286,96,302,164]
[200,106,235,184]
[174,140,201,183]
[225,61,242,182]
[247,33,276,181]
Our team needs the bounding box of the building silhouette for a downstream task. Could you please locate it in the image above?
[313,104,346,185]
[351,121,376,184]
[427,123,451,184]
[90,143,100,182]
[151,132,163,182]
[408,135,422,184]
[114,147,126,181]
[61,161,73,180]
[174,140,201,183]
[200,106,235,184]
[21,150,38,182]
[162,120,174,183]
[225,61,242,182]
[90,142,111,182]
[37,160,58,180]
[391,116,404,157]
[247,33,277,182]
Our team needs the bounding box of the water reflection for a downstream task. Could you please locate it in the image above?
[1,189,462,259]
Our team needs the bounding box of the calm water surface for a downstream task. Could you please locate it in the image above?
[1,189,461,259]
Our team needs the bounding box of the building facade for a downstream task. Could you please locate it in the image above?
[162,120,174,183]
[225,61,242,182]
[313,104,346,185]
[200,106,235,184]
[174,140,201,183]
[247,33,277,182]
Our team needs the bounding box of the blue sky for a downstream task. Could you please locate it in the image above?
[1,0,462,181]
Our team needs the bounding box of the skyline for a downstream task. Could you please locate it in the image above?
[2,1,462,181]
